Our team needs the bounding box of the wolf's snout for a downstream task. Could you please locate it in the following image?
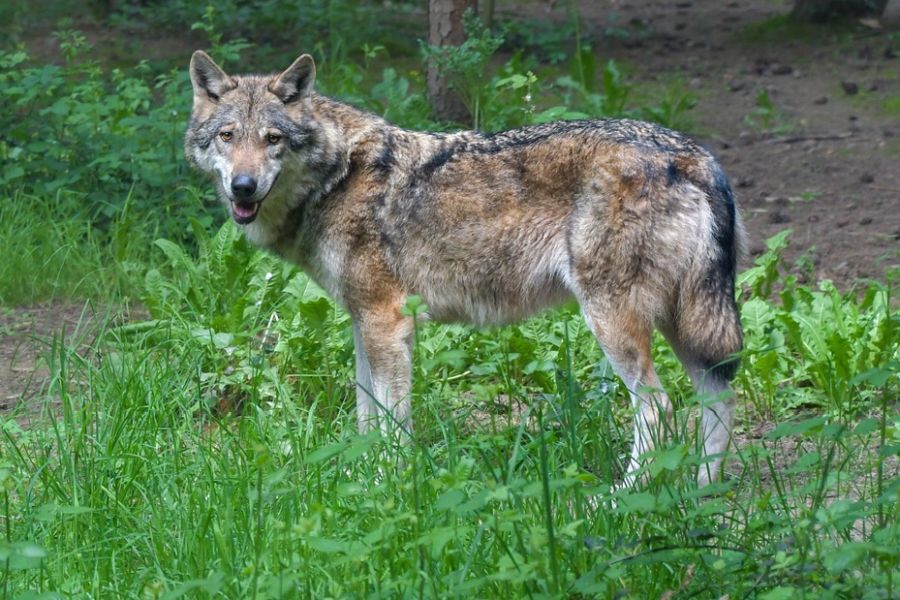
[231,174,258,199]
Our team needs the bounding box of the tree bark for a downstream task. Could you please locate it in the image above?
[792,0,889,21]
[483,0,495,30]
[427,0,476,123]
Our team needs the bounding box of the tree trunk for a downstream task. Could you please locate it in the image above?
[427,0,476,123]
[483,0,495,30]
[792,0,889,21]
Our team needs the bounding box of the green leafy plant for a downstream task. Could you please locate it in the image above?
[550,58,631,122]
[639,85,698,130]
[739,231,899,419]
[138,221,353,413]
[0,42,202,239]
[189,4,253,67]
[421,10,506,129]
[745,88,793,134]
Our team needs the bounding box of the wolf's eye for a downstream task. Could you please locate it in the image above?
[219,131,233,142]
[267,133,282,145]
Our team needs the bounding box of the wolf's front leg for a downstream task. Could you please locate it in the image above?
[351,307,414,439]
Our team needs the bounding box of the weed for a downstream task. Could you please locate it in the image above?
[638,84,698,131]
[739,14,858,44]
[0,190,148,304]
[421,10,506,129]
[791,190,823,203]
[189,4,252,68]
[883,95,900,116]
[738,230,899,419]
[0,44,203,240]
[745,88,794,134]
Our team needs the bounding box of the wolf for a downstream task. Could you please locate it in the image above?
[185,51,744,486]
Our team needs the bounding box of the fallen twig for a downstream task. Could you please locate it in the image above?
[765,132,853,144]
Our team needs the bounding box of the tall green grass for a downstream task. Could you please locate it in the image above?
[2,223,897,598]
[0,190,150,305]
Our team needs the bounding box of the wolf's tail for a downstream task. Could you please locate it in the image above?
[672,165,744,384]
[658,163,743,484]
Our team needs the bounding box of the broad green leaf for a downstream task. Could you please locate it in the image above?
[304,441,349,465]
[823,543,867,574]
[306,537,348,554]
[342,432,379,462]
[759,587,796,600]
[160,572,225,600]
[742,298,773,332]
[649,445,686,476]
[786,451,820,474]
[853,417,880,435]
[614,492,656,514]
[435,488,466,511]
[765,417,826,440]
[850,366,894,388]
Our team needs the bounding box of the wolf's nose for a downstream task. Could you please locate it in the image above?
[231,175,258,198]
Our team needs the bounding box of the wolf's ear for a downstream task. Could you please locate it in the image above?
[190,51,235,104]
[269,54,316,103]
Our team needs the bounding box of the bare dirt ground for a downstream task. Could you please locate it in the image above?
[0,304,90,424]
[2,0,898,421]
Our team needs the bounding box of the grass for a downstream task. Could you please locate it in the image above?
[744,88,795,135]
[881,95,900,117]
[0,190,150,306]
[1,215,898,598]
[2,321,897,598]
[738,14,862,45]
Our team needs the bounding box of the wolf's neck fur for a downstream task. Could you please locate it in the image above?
[307,93,453,176]
[245,93,460,303]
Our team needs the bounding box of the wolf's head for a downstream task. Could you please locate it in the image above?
[184,51,320,225]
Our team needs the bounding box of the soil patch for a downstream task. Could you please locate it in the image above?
[0,303,101,426]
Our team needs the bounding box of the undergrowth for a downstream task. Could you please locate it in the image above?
[2,223,897,598]
[0,190,149,305]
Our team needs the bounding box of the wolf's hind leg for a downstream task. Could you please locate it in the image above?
[660,313,741,486]
[581,301,672,487]
[695,374,735,486]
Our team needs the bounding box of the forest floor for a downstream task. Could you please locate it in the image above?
[2,0,898,418]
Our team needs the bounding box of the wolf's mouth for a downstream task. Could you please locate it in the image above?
[231,200,261,224]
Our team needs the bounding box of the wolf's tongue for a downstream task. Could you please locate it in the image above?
[232,201,258,219]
